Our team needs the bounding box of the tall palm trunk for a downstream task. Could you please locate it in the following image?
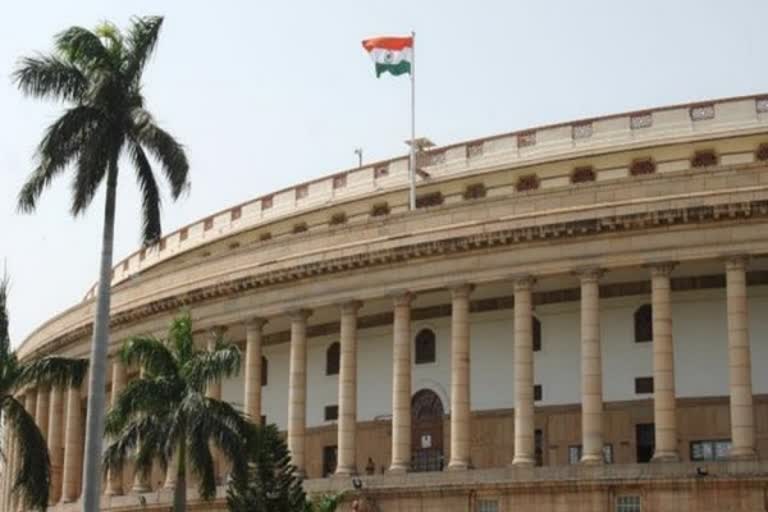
[81,160,118,511]
[173,437,187,512]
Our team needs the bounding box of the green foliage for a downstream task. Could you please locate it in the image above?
[14,15,190,246]
[104,313,249,511]
[226,423,307,512]
[0,273,87,510]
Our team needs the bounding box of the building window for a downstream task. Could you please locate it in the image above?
[630,158,656,176]
[534,429,544,467]
[635,376,654,394]
[630,112,652,129]
[292,222,308,234]
[158,238,167,251]
[230,206,242,221]
[260,415,266,426]
[466,141,484,158]
[259,232,272,241]
[333,174,347,189]
[329,212,347,226]
[691,150,717,168]
[516,174,540,192]
[416,191,444,208]
[572,122,593,140]
[690,440,731,461]
[568,445,582,465]
[463,183,487,200]
[571,166,596,184]
[326,342,340,375]
[756,143,768,161]
[204,217,214,231]
[690,104,715,121]
[415,328,436,364]
[533,384,543,402]
[636,423,655,463]
[533,316,542,351]
[477,499,499,512]
[518,130,536,148]
[603,444,614,464]
[324,405,339,421]
[261,356,268,386]
[634,304,652,342]
[322,445,338,477]
[295,184,309,200]
[616,496,641,512]
[262,195,273,210]
[179,227,188,241]
[374,164,389,178]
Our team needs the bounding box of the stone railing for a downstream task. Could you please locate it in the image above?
[81,94,768,301]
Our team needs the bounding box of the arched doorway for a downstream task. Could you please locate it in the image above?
[411,389,444,472]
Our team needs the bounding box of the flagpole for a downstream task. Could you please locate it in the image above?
[409,30,416,211]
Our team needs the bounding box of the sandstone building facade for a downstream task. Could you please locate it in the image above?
[4,94,768,511]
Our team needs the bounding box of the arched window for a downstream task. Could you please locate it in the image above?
[415,329,436,365]
[326,342,340,375]
[533,316,542,352]
[634,304,653,343]
[261,356,268,386]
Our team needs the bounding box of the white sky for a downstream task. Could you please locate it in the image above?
[2,0,767,345]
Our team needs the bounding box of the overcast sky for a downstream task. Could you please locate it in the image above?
[2,0,767,345]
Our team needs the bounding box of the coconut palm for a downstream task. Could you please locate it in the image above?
[0,274,88,510]
[14,16,189,509]
[103,313,251,512]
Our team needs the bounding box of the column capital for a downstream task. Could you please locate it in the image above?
[246,317,268,330]
[340,300,363,314]
[573,267,605,283]
[724,254,750,271]
[288,308,313,322]
[391,290,415,307]
[644,261,678,277]
[450,283,474,299]
[513,275,536,292]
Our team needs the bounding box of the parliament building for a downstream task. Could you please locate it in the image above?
[5,94,768,512]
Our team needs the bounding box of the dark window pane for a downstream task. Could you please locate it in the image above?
[533,384,543,402]
[415,329,436,364]
[326,342,340,375]
[324,405,339,421]
[261,356,268,386]
[322,445,338,477]
[635,377,654,394]
[533,316,542,351]
[634,304,653,342]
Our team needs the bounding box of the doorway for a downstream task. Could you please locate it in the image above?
[635,423,655,463]
[411,389,444,472]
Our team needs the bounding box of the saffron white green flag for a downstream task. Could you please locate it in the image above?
[361,36,413,77]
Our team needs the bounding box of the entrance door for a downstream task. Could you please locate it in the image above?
[411,389,444,472]
[635,423,655,463]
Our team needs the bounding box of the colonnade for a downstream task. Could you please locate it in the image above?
[2,257,759,509]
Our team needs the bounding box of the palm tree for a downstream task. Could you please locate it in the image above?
[0,274,88,510]
[14,16,190,509]
[103,313,251,512]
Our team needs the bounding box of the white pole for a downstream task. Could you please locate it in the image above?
[409,30,416,211]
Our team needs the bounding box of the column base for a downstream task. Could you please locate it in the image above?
[651,451,679,463]
[446,460,469,471]
[729,448,757,461]
[511,456,535,467]
[387,464,410,475]
[334,466,358,477]
[131,484,152,493]
[580,454,604,465]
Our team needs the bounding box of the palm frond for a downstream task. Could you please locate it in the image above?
[70,130,111,216]
[13,55,87,102]
[105,377,180,435]
[123,16,164,84]
[182,344,241,393]
[130,110,189,198]
[1,395,50,510]
[119,335,178,378]
[0,273,10,363]
[128,140,162,246]
[54,26,111,72]
[17,356,88,389]
[168,313,195,366]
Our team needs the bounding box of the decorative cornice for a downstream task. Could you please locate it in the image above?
[21,198,768,360]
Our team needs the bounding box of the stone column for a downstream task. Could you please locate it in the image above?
[244,318,267,423]
[106,358,127,496]
[206,326,227,485]
[513,276,536,466]
[335,301,362,476]
[132,368,151,493]
[287,309,311,476]
[389,292,413,474]
[578,269,604,464]
[61,385,82,503]
[35,385,50,442]
[725,256,757,459]
[650,263,679,462]
[48,384,65,503]
[448,284,473,471]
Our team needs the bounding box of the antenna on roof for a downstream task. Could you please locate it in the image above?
[354,148,363,168]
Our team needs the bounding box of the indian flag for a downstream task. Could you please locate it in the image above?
[362,36,413,77]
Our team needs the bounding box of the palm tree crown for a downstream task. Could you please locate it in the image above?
[103,314,251,511]
[14,15,189,243]
[0,275,87,510]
